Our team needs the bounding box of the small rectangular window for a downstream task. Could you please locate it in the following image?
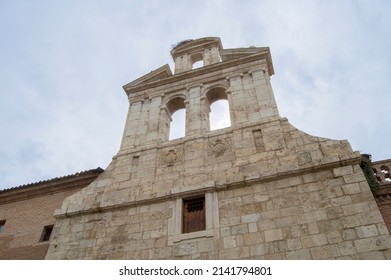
[182,197,205,233]
[132,155,140,167]
[40,225,54,242]
[0,220,6,234]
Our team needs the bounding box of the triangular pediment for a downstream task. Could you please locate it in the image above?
[124,64,172,89]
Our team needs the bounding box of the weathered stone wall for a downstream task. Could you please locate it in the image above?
[217,166,390,259]
[46,166,391,259]
[46,120,391,259]
[46,38,391,259]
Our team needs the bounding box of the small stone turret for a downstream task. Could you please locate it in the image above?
[171,37,223,74]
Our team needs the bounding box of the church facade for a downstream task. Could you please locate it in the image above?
[27,37,391,259]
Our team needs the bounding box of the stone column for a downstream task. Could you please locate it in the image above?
[174,54,191,74]
[227,74,247,126]
[145,96,162,142]
[158,105,171,142]
[251,68,280,120]
[203,46,221,66]
[120,98,143,150]
[185,84,205,137]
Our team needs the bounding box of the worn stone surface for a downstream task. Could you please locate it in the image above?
[45,37,391,260]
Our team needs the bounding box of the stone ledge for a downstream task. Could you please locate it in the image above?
[172,229,214,243]
[54,152,360,220]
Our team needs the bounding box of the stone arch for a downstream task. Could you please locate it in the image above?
[161,94,188,140]
[166,96,187,115]
[190,53,204,69]
[205,86,228,104]
[203,85,232,131]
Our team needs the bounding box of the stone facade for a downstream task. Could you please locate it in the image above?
[0,168,102,259]
[45,37,391,259]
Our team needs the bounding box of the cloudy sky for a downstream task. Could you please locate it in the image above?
[1,0,390,189]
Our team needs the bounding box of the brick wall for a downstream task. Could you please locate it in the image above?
[0,169,102,259]
[378,204,391,234]
[372,159,391,235]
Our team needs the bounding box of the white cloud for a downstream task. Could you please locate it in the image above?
[210,100,231,131]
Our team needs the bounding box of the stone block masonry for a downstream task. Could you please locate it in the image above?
[45,37,391,259]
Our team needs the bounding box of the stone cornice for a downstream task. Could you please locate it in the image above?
[170,37,223,58]
[372,159,391,165]
[122,64,172,88]
[123,49,273,96]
